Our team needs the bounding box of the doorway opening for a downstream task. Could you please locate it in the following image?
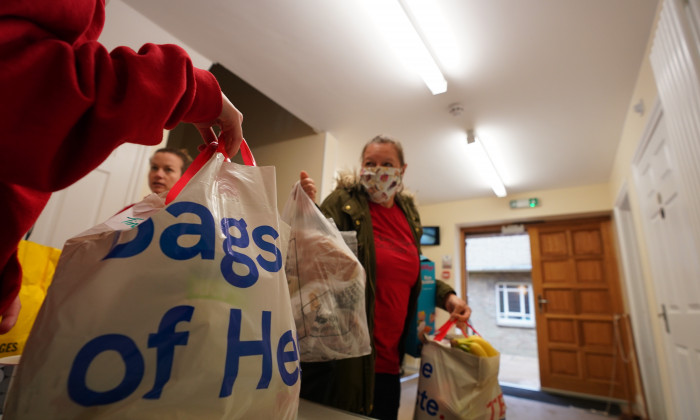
[464,231,540,390]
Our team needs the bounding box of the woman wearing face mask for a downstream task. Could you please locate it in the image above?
[298,135,471,420]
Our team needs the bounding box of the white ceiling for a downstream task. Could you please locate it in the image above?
[123,0,659,205]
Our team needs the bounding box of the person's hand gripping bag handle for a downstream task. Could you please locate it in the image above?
[93,139,258,236]
[4,138,301,420]
[165,138,256,204]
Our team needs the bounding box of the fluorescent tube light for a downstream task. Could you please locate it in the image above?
[362,0,447,94]
[467,132,507,197]
[402,0,459,70]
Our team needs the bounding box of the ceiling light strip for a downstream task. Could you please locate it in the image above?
[363,0,447,94]
[402,0,459,70]
[468,135,507,197]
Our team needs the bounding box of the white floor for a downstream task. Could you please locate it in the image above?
[498,353,540,390]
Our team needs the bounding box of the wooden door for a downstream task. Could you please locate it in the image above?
[528,217,633,400]
[633,112,700,419]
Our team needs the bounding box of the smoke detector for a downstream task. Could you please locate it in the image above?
[448,102,464,117]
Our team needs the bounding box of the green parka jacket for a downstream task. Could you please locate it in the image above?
[298,178,456,415]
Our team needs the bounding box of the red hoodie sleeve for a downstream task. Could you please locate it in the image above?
[0,0,222,192]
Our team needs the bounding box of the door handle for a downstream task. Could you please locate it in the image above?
[538,294,548,312]
[658,303,670,333]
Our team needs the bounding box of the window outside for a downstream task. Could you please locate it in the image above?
[496,282,535,327]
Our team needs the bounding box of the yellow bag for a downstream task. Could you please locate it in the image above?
[0,240,60,360]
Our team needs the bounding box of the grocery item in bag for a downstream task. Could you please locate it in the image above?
[4,142,300,419]
[405,257,436,358]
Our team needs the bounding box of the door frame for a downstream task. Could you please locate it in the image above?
[615,98,667,419]
[630,94,700,419]
[459,224,505,305]
[612,184,663,419]
[460,215,640,405]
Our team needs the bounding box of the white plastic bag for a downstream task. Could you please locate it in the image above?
[415,337,506,420]
[4,142,300,419]
[281,181,371,362]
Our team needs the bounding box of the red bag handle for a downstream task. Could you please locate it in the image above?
[165,139,255,205]
[239,139,256,166]
[433,319,481,342]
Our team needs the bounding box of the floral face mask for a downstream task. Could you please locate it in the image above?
[359,166,402,204]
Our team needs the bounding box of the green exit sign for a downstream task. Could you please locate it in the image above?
[510,198,539,209]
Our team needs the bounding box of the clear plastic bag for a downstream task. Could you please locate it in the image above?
[281,181,371,362]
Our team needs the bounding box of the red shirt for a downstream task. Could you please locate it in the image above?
[0,0,222,315]
[370,201,420,374]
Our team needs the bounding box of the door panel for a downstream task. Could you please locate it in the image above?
[529,218,633,400]
[633,113,700,418]
[542,261,569,282]
[548,320,576,343]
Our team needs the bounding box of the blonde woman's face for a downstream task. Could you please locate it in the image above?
[361,143,405,173]
[148,152,183,194]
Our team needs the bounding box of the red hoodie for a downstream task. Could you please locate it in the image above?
[0,0,222,316]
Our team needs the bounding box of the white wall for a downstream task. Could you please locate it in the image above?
[320,132,340,201]
[102,0,212,69]
[248,133,327,213]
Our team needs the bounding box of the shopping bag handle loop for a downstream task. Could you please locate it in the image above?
[166,139,255,204]
[239,139,256,166]
[433,319,481,342]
